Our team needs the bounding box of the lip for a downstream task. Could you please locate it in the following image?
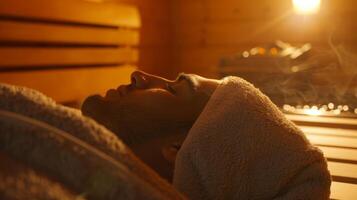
[105,88,121,99]
[104,85,130,99]
[116,85,127,96]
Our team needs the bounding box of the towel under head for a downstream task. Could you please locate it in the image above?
[173,76,331,200]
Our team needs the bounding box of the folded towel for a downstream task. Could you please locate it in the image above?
[173,77,331,199]
[0,152,83,200]
[0,83,183,199]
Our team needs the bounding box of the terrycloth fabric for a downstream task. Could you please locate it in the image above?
[0,83,184,200]
[0,152,83,200]
[173,77,331,200]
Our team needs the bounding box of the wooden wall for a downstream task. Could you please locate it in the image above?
[95,0,356,79]
[104,0,174,78]
[170,0,357,78]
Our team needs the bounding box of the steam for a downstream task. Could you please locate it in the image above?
[272,31,357,110]
[328,32,357,97]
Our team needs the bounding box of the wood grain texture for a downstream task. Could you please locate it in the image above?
[0,65,136,102]
[0,0,140,103]
[0,20,139,45]
[0,0,140,28]
[173,19,356,47]
[0,48,138,67]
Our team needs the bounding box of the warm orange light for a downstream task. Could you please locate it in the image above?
[303,108,322,116]
[292,0,321,14]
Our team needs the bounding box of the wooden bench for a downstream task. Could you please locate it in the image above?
[287,114,357,200]
[0,0,140,104]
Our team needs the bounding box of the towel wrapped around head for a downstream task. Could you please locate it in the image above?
[173,76,331,199]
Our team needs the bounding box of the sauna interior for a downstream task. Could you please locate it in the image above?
[0,0,357,199]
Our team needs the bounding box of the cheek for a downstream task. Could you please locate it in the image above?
[137,95,196,120]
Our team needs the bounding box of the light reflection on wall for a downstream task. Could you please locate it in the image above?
[292,0,321,15]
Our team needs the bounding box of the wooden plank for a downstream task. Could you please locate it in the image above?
[0,0,140,28]
[329,162,357,180]
[172,0,292,22]
[138,47,173,78]
[123,0,171,23]
[0,48,138,67]
[330,182,357,200]
[301,126,357,138]
[286,114,357,130]
[173,20,356,47]
[0,65,136,102]
[0,20,139,45]
[140,21,171,47]
[319,146,357,163]
[306,135,357,149]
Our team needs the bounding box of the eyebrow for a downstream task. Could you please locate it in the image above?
[176,73,198,91]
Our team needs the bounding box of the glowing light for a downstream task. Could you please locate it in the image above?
[250,48,259,55]
[343,105,349,111]
[321,105,328,111]
[291,66,299,72]
[284,104,346,116]
[283,104,290,110]
[242,51,249,58]
[270,48,278,55]
[328,103,334,109]
[337,105,343,110]
[292,0,321,15]
[333,109,341,115]
[258,48,266,55]
[304,108,322,116]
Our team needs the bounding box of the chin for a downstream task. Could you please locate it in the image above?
[81,95,108,120]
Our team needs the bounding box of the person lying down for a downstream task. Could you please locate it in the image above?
[82,71,332,199]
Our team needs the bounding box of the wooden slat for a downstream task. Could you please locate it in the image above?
[0,48,138,67]
[319,146,357,163]
[172,0,292,22]
[0,65,136,102]
[301,126,357,138]
[0,20,139,45]
[306,135,357,149]
[287,114,357,130]
[328,162,357,180]
[174,19,356,47]
[330,182,357,200]
[0,0,140,28]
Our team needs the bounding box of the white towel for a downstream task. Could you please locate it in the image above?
[173,76,331,200]
[0,83,183,199]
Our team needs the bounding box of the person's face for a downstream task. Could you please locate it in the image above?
[82,71,220,180]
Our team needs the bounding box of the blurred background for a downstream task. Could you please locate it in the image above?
[104,0,356,77]
[106,0,357,117]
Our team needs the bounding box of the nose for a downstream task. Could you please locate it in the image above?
[130,70,171,89]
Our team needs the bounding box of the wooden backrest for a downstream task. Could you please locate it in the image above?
[0,0,140,104]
